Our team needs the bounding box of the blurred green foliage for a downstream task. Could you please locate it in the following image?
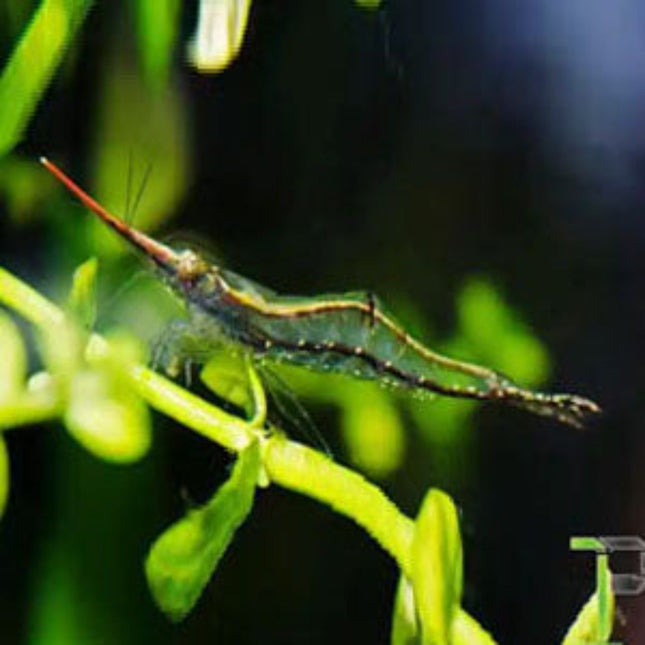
[133,0,180,88]
[0,260,152,463]
[0,0,93,157]
[29,542,89,645]
[0,155,55,222]
[410,277,550,444]
[90,46,190,257]
[455,278,549,385]
[62,332,152,463]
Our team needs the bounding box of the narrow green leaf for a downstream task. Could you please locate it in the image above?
[133,0,181,88]
[0,0,93,157]
[411,489,464,645]
[64,367,151,464]
[0,265,64,329]
[0,310,27,401]
[0,436,9,519]
[201,350,253,414]
[390,575,498,645]
[391,575,421,645]
[355,0,382,8]
[562,555,615,644]
[67,258,98,330]
[451,609,498,645]
[145,440,261,621]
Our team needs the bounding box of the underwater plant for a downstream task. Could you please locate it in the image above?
[0,1,617,642]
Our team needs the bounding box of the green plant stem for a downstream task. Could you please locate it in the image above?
[263,435,415,573]
[0,267,63,328]
[127,362,252,452]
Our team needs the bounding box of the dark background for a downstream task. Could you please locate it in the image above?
[1,1,645,643]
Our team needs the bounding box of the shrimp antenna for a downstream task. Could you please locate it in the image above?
[40,157,177,271]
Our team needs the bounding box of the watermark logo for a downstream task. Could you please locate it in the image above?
[571,536,645,596]
[570,536,645,644]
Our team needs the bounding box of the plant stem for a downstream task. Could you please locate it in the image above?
[0,267,64,328]
[127,362,252,452]
[264,435,415,574]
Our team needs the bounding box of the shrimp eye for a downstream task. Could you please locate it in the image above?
[176,250,208,283]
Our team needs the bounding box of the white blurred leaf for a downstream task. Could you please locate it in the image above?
[188,0,253,74]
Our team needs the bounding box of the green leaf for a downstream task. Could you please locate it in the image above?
[0,0,93,157]
[391,575,421,645]
[411,489,464,645]
[64,367,151,463]
[0,436,9,519]
[200,350,253,414]
[390,575,498,645]
[67,258,98,330]
[145,440,261,621]
[562,554,615,644]
[133,0,181,89]
[0,310,27,401]
[451,609,498,645]
[187,0,253,73]
[355,0,382,8]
